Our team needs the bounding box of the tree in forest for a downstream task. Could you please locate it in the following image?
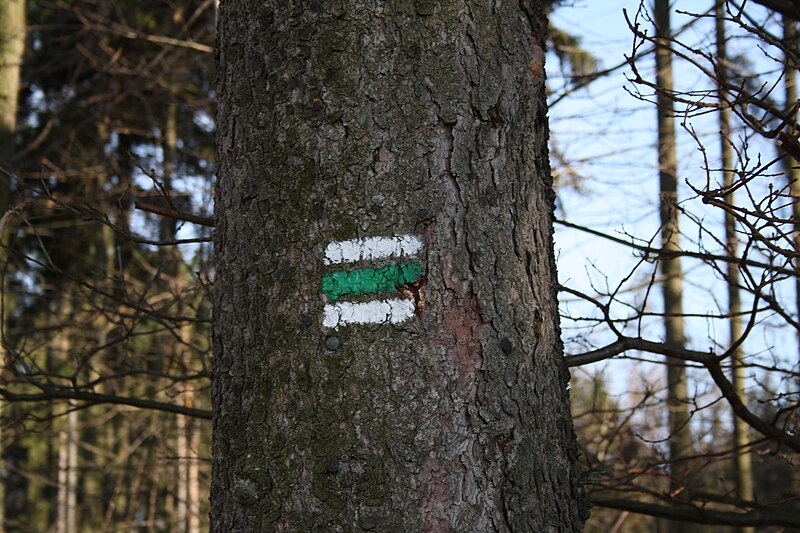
[3,0,799,530]
[0,0,216,530]
[652,4,695,526]
[0,0,25,528]
[212,0,587,530]
[553,0,800,529]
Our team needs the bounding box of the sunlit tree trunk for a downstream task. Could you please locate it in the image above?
[66,408,78,533]
[56,430,68,533]
[716,5,754,533]
[185,375,200,533]
[0,1,24,529]
[176,408,188,532]
[183,312,200,533]
[212,1,587,530]
[654,1,693,526]
[0,0,23,168]
[56,302,78,533]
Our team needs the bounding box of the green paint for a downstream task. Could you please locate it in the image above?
[321,262,422,301]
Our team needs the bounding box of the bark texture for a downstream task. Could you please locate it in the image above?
[213,1,586,531]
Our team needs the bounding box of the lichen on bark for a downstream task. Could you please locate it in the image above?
[213,1,587,531]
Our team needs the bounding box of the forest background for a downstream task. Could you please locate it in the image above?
[0,0,797,531]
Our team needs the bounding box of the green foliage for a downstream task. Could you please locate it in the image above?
[548,25,599,82]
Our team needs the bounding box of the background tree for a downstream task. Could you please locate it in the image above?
[0,0,25,529]
[0,0,215,529]
[212,0,587,530]
[1,0,799,531]
[652,4,695,527]
[553,0,800,529]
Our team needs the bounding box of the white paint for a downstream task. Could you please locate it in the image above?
[324,235,423,265]
[323,298,416,328]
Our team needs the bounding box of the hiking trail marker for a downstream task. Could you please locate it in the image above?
[322,235,423,328]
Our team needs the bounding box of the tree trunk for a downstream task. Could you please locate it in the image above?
[66,407,78,533]
[716,5,753,532]
[784,17,800,376]
[654,1,693,524]
[185,380,200,533]
[0,2,25,529]
[0,0,23,167]
[212,1,586,531]
[56,429,68,533]
[176,404,189,532]
[56,301,78,533]
[183,312,201,533]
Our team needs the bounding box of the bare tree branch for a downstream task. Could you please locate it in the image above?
[565,335,800,453]
[591,493,800,528]
[0,388,212,420]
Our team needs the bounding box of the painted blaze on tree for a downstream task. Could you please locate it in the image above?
[213,0,587,531]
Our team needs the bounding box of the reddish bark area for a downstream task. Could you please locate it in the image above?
[442,293,483,391]
[418,457,451,533]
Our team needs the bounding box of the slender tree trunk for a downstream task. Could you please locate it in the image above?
[56,430,68,533]
[56,301,78,533]
[181,318,200,533]
[185,380,200,533]
[161,96,203,533]
[212,1,586,531]
[66,407,78,533]
[146,428,162,533]
[0,2,24,529]
[176,409,188,533]
[784,18,800,370]
[716,5,753,532]
[0,0,23,168]
[161,101,178,245]
[654,0,693,524]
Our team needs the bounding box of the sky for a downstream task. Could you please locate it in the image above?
[546,0,795,415]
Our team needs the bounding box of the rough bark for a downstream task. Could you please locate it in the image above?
[212,1,586,531]
[654,2,693,525]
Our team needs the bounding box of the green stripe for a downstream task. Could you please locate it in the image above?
[321,262,422,302]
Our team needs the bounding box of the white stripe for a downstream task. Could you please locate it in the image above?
[323,298,416,328]
[324,235,423,265]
